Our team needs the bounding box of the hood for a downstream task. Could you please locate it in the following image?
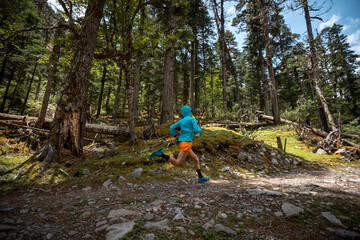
[181,105,192,117]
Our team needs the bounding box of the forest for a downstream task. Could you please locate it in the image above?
[0,0,360,239]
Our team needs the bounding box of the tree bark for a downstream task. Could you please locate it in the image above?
[37,30,61,128]
[260,0,281,124]
[34,75,42,102]
[0,55,8,86]
[47,0,106,159]
[259,53,271,115]
[160,0,176,124]
[21,61,38,115]
[190,36,195,109]
[133,8,144,122]
[0,65,15,113]
[96,63,107,119]
[303,0,336,131]
[113,67,122,120]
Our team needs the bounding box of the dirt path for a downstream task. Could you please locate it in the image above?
[1,165,360,240]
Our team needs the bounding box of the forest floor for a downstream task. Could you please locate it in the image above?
[0,125,360,240]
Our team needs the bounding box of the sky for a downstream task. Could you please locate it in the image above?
[225,0,360,56]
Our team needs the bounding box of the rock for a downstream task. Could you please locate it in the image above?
[173,208,184,220]
[246,188,263,195]
[20,209,29,214]
[82,233,92,239]
[0,224,16,231]
[82,169,90,175]
[95,225,108,232]
[176,226,186,233]
[326,227,360,239]
[82,186,92,191]
[214,224,237,235]
[274,211,283,217]
[316,148,327,154]
[321,212,344,227]
[118,176,126,181]
[221,167,230,172]
[237,152,248,161]
[144,220,170,231]
[271,159,279,165]
[236,213,244,219]
[68,230,78,236]
[144,233,156,240]
[46,233,53,239]
[217,212,227,219]
[144,213,154,221]
[262,189,282,196]
[281,203,304,217]
[1,218,15,225]
[80,211,91,218]
[149,170,156,176]
[103,179,112,188]
[128,168,143,178]
[106,222,136,240]
[252,208,263,213]
[202,219,215,231]
[108,209,142,219]
[96,220,108,227]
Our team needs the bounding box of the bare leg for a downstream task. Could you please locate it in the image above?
[188,150,200,170]
[169,151,189,166]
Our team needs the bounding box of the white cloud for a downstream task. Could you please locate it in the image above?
[227,6,235,15]
[351,44,360,55]
[348,29,360,45]
[319,14,340,31]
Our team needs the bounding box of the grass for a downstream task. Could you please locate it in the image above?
[253,125,359,167]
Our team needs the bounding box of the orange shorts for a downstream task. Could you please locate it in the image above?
[179,141,192,152]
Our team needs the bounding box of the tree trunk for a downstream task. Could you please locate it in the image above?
[201,29,208,118]
[113,67,122,120]
[133,8,144,122]
[105,85,111,113]
[0,55,8,86]
[134,51,142,122]
[21,61,38,115]
[260,0,280,124]
[194,27,200,115]
[160,0,176,124]
[182,49,189,105]
[224,42,243,121]
[0,65,16,113]
[303,0,336,131]
[219,0,227,114]
[34,75,42,102]
[96,63,107,119]
[190,37,195,109]
[37,30,61,128]
[45,0,106,160]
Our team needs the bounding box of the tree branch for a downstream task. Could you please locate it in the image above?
[57,0,79,38]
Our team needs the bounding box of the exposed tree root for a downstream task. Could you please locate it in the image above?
[0,142,57,177]
[312,129,341,154]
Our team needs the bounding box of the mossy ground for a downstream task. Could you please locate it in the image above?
[0,124,358,190]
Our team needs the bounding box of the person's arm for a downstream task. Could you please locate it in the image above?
[192,118,202,134]
[169,121,180,137]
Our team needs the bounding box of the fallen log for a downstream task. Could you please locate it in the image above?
[258,114,359,149]
[0,113,129,137]
[204,121,269,129]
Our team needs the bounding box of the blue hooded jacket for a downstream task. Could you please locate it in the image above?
[169,106,202,142]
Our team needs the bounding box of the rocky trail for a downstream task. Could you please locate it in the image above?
[1,163,360,240]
